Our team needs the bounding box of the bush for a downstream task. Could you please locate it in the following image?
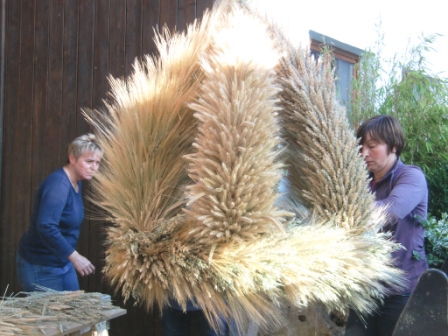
[420,213,448,268]
[347,27,448,269]
[426,163,448,218]
[350,32,448,173]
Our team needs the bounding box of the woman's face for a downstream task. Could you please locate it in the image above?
[70,151,101,181]
[361,133,397,180]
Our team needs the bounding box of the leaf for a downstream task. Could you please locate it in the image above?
[412,250,421,260]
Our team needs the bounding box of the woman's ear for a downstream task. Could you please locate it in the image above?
[68,154,76,164]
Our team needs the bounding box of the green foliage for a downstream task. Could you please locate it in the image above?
[412,250,421,260]
[349,21,386,130]
[349,25,448,268]
[426,163,448,217]
[349,29,448,173]
[420,214,448,268]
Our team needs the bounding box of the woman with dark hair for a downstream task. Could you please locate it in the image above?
[345,115,429,336]
[16,134,103,291]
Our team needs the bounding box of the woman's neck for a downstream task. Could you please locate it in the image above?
[63,165,79,191]
[373,156,398,182]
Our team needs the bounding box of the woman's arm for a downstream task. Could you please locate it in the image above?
[68,250,95,276]
[36,181,77,259]
[376,166,427,221]
[36,179,95,275]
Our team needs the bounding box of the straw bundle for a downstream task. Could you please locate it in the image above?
[84,0,222,305]
[0,288,116,335]
[83,0,405,333]
[183,4,289,246]
[266,19,377,232]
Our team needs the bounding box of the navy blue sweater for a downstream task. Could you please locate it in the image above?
[19,168,84,267]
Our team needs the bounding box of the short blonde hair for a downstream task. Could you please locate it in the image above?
[68,133,103,159]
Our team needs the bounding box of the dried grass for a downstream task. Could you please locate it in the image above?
[82,0,406,333]
[0,287,117,335]
[266,18,377,232]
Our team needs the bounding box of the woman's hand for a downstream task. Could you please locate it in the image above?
[68,250,96,276]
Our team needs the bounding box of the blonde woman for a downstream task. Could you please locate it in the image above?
[16,134,102,291]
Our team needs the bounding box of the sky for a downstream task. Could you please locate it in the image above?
[253,0,448,78]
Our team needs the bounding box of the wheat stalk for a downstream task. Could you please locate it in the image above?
[0,288,116,335]
[83,1,405,334]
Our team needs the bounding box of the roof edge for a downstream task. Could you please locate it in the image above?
[309,30,364,56]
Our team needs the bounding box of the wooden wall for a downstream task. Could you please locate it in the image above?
[0,0,214,335]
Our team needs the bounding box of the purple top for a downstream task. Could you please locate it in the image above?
[371,159,429,294]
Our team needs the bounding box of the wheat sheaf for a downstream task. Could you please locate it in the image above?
[83,0,404,333]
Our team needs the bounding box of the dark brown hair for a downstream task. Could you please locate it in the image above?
[356,115,405,157]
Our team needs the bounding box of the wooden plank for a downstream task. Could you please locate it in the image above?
[85,0,110,295]
[45,0,64,174]
[61,0,80,155]
[2,0,36,295]
[142,0,160,57]
[124,0,143,77]
[76,0,95,292]
[0,0,22,296]
[196,0,214,18]
[31,0,50,194]
[0,0,4,289]
[92,0,110,107]
[108,0,126,79]
[0,0,5,207]
[177,0,196,33]
[76,0,94,135]
[159,0,176,34]
[40,308,126,336]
